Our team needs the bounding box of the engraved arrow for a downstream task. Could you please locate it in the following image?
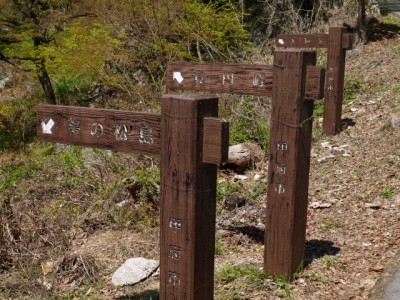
[41,118,55,134]
[173,71,184,84]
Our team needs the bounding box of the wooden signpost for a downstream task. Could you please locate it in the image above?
[37,95,229,300]
[37,47,332,298]
[264,50,316,279]
[167,49,325,280]
[276,27,353,135]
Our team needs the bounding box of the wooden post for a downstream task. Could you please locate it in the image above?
[276,27,352,135]
[323,27,347,135]
[160,93,218,300]
[264,50,316,280]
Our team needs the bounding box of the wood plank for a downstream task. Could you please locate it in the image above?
[37,104,161,155]
[203,117,229,164]
[167,61,324,100]
[264,50,315,280]
[166,61,273,96]
[160,94,218,300]
[305,65,325,100]
[276,32,352,49]
[323,27,347,135]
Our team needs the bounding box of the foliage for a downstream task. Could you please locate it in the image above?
[0,1,121,104]
[227,96,270,151]
[322,219,341,229]
[344,75,363,101]
[215,238,223,255]
[382,185,394,199]
[91,0,253,109]
[39,18,122,81]
[217,180,241,204]
[0,98,37,149]
[215,264,247,283]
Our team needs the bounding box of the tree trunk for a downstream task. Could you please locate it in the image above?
[36,59,57,105]
[357,0,367,42]
[33,36,57,104]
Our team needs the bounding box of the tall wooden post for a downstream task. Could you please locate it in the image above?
[264,50,316,280]
[160,94,218,299]
[323,27,347,135]
[276,27,351,135]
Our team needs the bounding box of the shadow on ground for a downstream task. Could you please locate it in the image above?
[367,17,400,42]
[304,239,341,268]
[227,225,265,244]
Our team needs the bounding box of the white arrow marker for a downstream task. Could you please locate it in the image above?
[173,71,184,84]
[41,118,55,134]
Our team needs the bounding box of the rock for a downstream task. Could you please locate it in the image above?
[224,143,264,173]
[223,192,246,210]
[112,257,159,286]
[390,113,400,130]
[234,174,248,181]
[310,201,333,209]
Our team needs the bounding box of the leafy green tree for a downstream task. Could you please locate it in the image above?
[92,0,252,108]
[0,0,119,105]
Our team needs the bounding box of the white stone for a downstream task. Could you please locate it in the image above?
[234,174,248,180]
[112,257,159,286]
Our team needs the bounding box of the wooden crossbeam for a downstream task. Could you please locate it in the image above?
[276,32,352,49]
[166,61,324,100]
[37,104,228,164]
[37,104,161,155]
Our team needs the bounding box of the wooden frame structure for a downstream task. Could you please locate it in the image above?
[276,27,353,135]
[37,94,229,300]
[37,48,333,299]
[167,49,325,280]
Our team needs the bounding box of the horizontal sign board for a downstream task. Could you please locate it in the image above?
[37,104,161,155]
[166,62,274,96]
[276,33,352,49]
[166,62,324,100]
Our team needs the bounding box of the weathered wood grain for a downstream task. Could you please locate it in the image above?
[160,94,218,300]
[276,32,352,49]
[37,104,161,155]
[276,27,352,135]
[323,27,347,135]
[167,61,325,100]
[305,65,325,100]
[166,62,274,96]
[264,50,315,280]
[203,117,229,164]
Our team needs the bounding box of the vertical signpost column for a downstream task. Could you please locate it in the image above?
[264,50,316,279]
[160,94,218,300]
[323,27,347,135]
[275,27,351,135]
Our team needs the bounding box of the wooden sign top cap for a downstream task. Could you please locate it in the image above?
[162,93,218,101]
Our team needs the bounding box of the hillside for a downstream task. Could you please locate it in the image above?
[1,8,400,300]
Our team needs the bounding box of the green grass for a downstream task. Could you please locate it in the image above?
[322,219,341,229]
[382,185,395,199]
